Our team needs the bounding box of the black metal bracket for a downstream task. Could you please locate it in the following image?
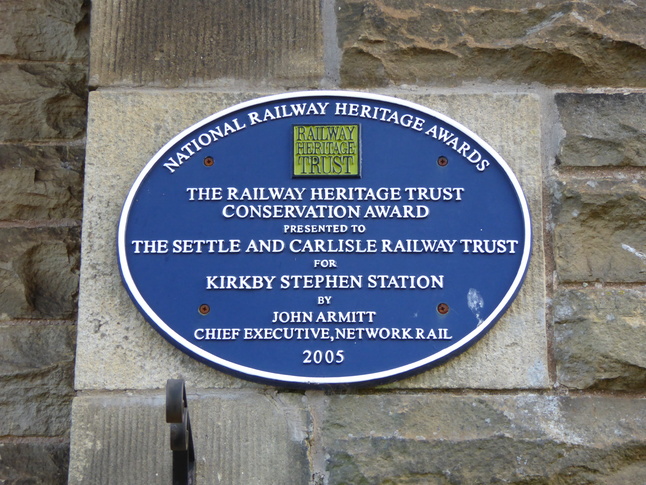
[166,379,196,485]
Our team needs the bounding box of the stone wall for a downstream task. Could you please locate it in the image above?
[2,0,645,483]
[0,0,88,483]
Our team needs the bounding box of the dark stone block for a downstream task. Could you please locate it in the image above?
[557,94,646,167]
[0,440,69,485]
[553,177,646,283]
[554,287,646,391]
[338,0,646,87]
[0,324,75,436]
[321,394,646,484]
[0,63,87,142]
[0,226,80,320]
[0,0,89,61]
[0,145,84,220]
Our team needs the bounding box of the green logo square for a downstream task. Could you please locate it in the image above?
[293,125,360,177]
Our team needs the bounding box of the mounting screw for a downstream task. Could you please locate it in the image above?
[437,303,449,314]
[204,156,214,167]
[198,304,210,315]
[437,156,448,167]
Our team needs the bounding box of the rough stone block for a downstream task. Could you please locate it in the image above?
[89,0,323,88]
[0,440,69,485]
[0,324,75,436]
[0,63,87,142]
[320,393,646,484]
[0,144,84,220]
[68,391,309,485]
[76,91,547,391]
[0,226,80,320]
[338,0,646,88]
[553,177,646,283]
[554,287,646,391]
[557,94,646,167]
[0,0,88,61]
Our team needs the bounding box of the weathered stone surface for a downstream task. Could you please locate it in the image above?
[0,440,69,485]
[553,177,646,283]
[77,91,547,390]
[0,63,87,142]
[338,0,646,88]
[77,91,264,390]
[89,0,323,88]
[0,226,80,320]
[320,393,646,484]
[554,287,646,391]
[387,94,547,390]
[0,145,84,220]
[0,324,75,436]
[69,391,309,485]
[557,94,646,167]
[0,0,89,61]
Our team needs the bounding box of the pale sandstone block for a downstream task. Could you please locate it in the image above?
[89,0,323,88]
[68,391,309,485]
[77,91,547,390]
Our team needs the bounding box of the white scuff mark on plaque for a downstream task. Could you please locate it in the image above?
[621,243,646,262]
[467,288,485,326]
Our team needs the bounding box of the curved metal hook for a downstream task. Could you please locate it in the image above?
[166,379,196,485]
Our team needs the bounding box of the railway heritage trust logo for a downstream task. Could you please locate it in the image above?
[293,124,360,177]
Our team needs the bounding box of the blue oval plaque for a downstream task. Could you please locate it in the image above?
[118,91,531,387]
